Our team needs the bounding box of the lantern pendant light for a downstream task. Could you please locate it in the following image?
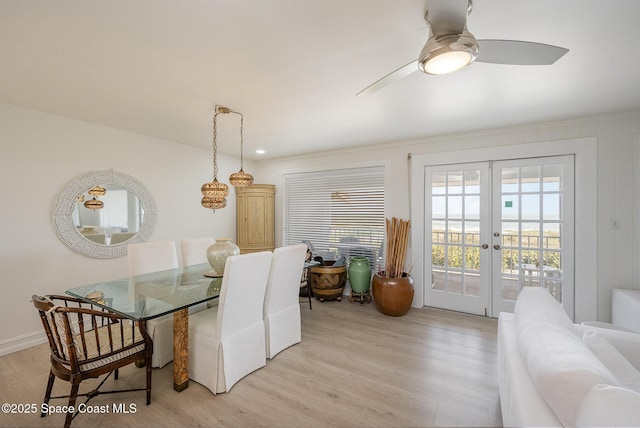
[228,112,254,188]
[201,106,230,210]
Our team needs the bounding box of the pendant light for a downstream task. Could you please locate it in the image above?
[88,185,107,196]
[201,106,230,210]
[228,111,254,188]
[84,197,104,211]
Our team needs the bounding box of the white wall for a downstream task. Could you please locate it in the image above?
[255,110,640,324]
[3,102,640,354]
[0,103,251,355]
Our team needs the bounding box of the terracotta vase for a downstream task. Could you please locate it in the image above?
[371,272,414,316]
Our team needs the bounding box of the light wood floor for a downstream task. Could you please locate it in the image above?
[1,300,502,427]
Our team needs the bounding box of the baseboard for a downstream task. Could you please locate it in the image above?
[0,330,47,357]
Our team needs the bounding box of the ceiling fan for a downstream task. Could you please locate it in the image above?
[357,0,569,96]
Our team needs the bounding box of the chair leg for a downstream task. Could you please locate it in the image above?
[41,370,56,418]
[64,381,80,428]
[308,288,313,309]
[146,354,152,405]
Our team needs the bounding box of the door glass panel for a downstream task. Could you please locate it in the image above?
[521,166,541,192]
[522,223,541,247]
[502,222,519,247]
[544,223,561,248]
[432,171,447,194]
[465,195,480,219]
[432,196,446,218]
[521,194,540,220]
[502,196,519,219]
[448,221,463,242]
[498,162,566,305]
[448,171,463,194]
[543,165,562,191]
[502,168,519,192]
[430,168,484,298]
[543,194,561,220]
[447,245,462,268]
[448,196,463,218]
[432,221,446,243]
[464,170,481,193]
[448,272,463,294]
[463,271,480,297]
[465,221,480,244]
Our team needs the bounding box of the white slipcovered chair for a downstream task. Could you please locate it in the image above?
[180,237,215,266]
[127,240,179,368]
[188,251,273,394]
[264,243,308,359]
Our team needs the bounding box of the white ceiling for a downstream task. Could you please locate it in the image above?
[1,0,640,159]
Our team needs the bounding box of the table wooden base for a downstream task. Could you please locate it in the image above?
[173,309,189,392]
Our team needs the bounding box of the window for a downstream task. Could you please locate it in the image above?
[283,166,385,271]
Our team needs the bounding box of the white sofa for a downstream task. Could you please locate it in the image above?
[498,287,640,427]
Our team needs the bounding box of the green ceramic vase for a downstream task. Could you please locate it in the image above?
[348,256,372,293]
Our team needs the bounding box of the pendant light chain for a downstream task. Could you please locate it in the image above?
[213,111,219,180]
[239,113,244,170]
[228,109,253,188]
[201,106,230,210]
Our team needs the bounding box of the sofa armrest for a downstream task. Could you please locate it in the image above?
[575,324,640,370]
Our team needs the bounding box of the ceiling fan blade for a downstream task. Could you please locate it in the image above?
[426,0,469,35]
[476,40,569,65]
[356,59,418,96]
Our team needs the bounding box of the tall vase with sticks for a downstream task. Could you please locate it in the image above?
[372,217,414,316]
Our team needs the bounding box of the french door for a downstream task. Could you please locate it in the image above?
[424,155,574,317]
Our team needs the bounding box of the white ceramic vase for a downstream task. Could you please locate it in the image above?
[206,238,240,275]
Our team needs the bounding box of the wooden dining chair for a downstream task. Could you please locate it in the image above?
[264,244,308,358]
[128,240,179,368]
[32,294,152,428]
[188,251,273,394]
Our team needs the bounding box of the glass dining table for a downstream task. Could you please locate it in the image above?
[66,262,221,392]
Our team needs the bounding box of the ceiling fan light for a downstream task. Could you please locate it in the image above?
[423,50,473,75]
[418,30,479,75]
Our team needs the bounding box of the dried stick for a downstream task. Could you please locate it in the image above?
[384,217,410,278]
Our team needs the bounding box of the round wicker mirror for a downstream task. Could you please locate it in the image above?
[51,170,157,259]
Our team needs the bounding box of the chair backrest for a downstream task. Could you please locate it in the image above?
[32,295,149,371]
[180,237,215,266]
[217,251,273,337]
[264,244,308,316]
[127,240,178,276]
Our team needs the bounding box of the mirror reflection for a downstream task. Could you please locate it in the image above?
[74,185,145,245]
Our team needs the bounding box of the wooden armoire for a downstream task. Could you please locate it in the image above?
[235,184,275,254]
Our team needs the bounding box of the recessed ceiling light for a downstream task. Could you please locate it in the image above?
[255,149,266,154]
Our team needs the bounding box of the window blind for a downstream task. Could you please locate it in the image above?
[283,166,385,271]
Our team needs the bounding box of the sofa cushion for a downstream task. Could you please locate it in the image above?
[515,286,578,338]
[583,330,640,393]
[515,287,619,427]
[576,384,640,427]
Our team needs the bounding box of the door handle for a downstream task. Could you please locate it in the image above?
[481,244,489,249]
[493,244,501,250]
